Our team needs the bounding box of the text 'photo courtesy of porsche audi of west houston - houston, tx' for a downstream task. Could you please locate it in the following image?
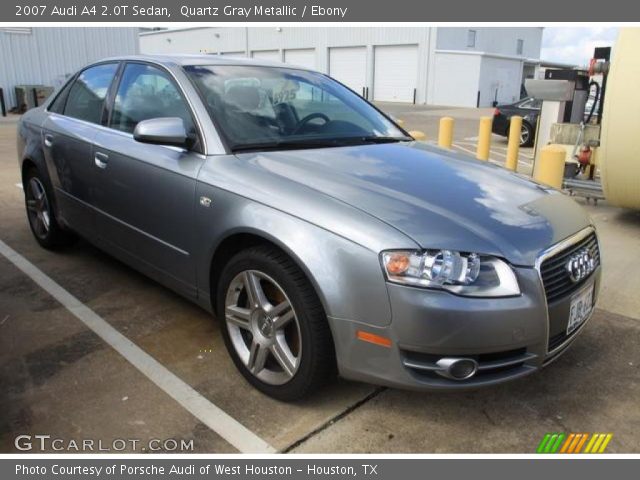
[17,55,601,400]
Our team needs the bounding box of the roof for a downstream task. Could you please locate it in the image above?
[98,54,311,71]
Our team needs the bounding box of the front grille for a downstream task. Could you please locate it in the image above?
[540,232,600,304]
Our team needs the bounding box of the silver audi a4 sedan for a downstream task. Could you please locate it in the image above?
[17,55,601,400]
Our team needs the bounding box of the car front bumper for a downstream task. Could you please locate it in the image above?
[330,265,601,391]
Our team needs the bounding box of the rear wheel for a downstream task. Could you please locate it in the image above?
[217,246,335,401]
[24,167,75,249]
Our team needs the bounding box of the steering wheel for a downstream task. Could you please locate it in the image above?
[291,113,330,135]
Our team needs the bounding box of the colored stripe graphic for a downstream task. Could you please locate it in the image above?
[568,433,584,453]
[537,433,613,453]
[537,433,552,453]
[584,434,598,453]
[550,433,565,453]
[598,434,613,453]
[545,434,558,453]
[560,433,575,453]
[574,433,589,453]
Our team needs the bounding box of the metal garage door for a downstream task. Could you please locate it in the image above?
[329,47,367,97]
[373,44,418,103]
[284,49,316,70]
[220,51,245,57]
[251,50,281,62]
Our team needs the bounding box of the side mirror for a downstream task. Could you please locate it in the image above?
[133,117,188,147]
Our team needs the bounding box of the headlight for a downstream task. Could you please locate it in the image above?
[381,250,520,297]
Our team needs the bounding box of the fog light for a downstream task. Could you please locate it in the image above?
[435,358,478,380]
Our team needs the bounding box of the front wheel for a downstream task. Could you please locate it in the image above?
[217,246,335,401]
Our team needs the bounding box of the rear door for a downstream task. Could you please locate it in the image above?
[42,63,119,237]
[91,62,205,297]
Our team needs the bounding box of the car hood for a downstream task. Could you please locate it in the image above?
[232,142,591,266]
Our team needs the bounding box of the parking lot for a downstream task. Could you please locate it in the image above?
[1,105,639,453]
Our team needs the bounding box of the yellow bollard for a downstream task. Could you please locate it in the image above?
[409,130,427,141]
[505,116,522,171]
[438,117,454,149]
[476,116,493,161]
[534,145,566,189]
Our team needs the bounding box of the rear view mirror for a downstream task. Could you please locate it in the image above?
[133,117,188,147]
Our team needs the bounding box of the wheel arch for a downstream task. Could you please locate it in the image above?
[208,229,330,318]
[21,157,38,183]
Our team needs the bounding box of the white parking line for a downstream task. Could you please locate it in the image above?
[0,239,276,454]
[15,183,23,189]
[452,144,532,168]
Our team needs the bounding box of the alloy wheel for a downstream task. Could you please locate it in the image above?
[26,177,51,239]
[224,270,301,385]
[520,124,530,146]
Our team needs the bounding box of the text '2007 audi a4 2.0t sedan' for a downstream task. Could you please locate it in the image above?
[17,55,601,400]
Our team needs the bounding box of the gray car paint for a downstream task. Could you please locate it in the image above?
[17,55,599,391]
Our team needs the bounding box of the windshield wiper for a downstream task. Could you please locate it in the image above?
[231,136,413,153]
[231,139,343,153]
[358,136,413,144]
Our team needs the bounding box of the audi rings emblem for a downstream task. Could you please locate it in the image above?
[565,247,596,283]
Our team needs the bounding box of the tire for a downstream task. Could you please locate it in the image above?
[519,122,534,148]
[23,167,75,250]
[216,245,335,401]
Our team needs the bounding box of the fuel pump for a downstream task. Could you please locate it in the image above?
[523,47,611,202]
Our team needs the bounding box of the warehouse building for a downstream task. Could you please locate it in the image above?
[0,27,139,111]
[140,27,543,107]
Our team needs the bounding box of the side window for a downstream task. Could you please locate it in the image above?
[110,63,195,135]
[48,77,75,114]
[64,63,118,124]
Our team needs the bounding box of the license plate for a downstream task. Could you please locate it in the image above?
[567,283,594,335]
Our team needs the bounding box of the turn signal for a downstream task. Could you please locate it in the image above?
[384,253,410,275]
[357,330,392,348]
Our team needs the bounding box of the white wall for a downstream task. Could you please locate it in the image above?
[478,56,523,106]
[1,27,139,109]
[431,53,481,107]
[140,27,246,54]
[436,27,543,59]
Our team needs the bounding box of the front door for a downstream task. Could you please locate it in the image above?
[91,62,205,297]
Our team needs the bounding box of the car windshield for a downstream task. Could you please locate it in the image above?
[184,64,410,152]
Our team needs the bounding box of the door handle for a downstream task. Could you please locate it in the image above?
[43,134,54,148]
[94,152,109,169]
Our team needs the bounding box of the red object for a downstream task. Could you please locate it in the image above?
[493,108,501,116]
[577,145,592,165]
